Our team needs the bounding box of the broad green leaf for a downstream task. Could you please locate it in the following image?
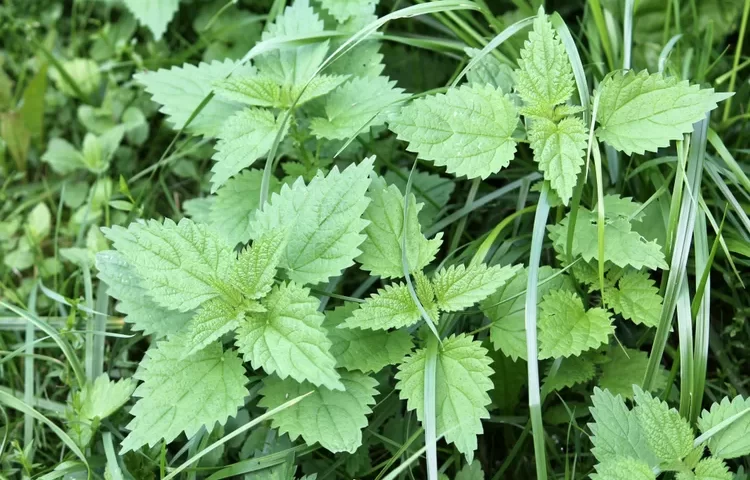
[233,228,287,300]
[135,59,252,137]
[595,70,732,155]
[603,270,662,327]
[210,169,281,246]
[432,262,521,312]
[310,76,408,140]
[319,0,377,23]
[75,374,136,422]
[633,385,694,463]
[210,108,289,192]
[123,0,179,39]
[250,157,373,285]
[543,355,595,392]
[515,12,575,110]
[214,73,349,109]
[389,84,519,180]
[323,303,413,373]
[42,138,85,174]
[528,116,586,205]
[538,289,613,359]
[183,197,215,224]
[599,348,666,400]
[455,459,485,480]
[259,370,378,453]
[343,281,423,331]
[120,340,248,452]
[481,266,571,361]
[27,202,51,240]
[182,299,246,358]
[697,395,750,459]
[693,458,732,480]
[357,177,442,278]
[235,282,343,390]
[588,387,658,466]
[465,48,515,92]
[96,250,192,336]
[590,457,656,480]
[49,58,101,99]
[102,218,234,312]
[384,168,455,227]
[396,334,493,462]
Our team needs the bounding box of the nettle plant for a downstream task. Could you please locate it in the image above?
[84,0,750,476]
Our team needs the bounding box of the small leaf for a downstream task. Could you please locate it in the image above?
[693,457,732,480]
[343,282,423,331]
[465,47,515,92]
[181,299,245,358]
[76,374,136,422]
[633,385,694,463]
[599,347,666,399]
[232,228,287,300]
[697,395,750,459]
[319,0,377,23]
[432,262,521,312]
[528,116,586,205]
[543,355,595,392]
[603,271,663,328]
[590,457,656,480]
[123,0,179,39]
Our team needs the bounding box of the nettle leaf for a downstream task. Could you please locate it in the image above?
[319,0,377,23]
[603,270,663,328]
[311,76,408,140]
[259,370,378,453]
[528,116,586,205]
[323,303,413,373]
[465,48,515,92]
[210,108,289,192]
[135,59,252,137]
[96,250,192,336]
[588,387,658,467]
[389,84,519,180]
[384,168,455,227]
[432,262,521,312]
[515,12,575,109]
[357,177,442,279]
[543,355,595,392]
[120,340,248,453]
[599,347,666,400]
[698,395,750,459]
[123,0,179,40]
[455,460,485,480]
[102,218,234,312]
[181,299,246,358]
[76,374,136,422]
[633,385,694,463]
[693,457,733,480]
[396,334,493,462]
[591,457,656,480]
[538,290,614,359]
[343,281,423,331]
[595,70,732,155]
[213,75,281,108]
[233,229,286,301]
[251,157,373,285]
[235,282,343,390]
[481,266,572,361]
[210,169,281,247]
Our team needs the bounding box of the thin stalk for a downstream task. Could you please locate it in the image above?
[676,277,694,417]
[587,0,616,71]
[690,208,712,424]
[23,284,38,453]
[722,0,750,121]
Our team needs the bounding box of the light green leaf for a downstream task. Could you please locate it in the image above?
[319,0,377,23]
[693,457,732,480]
[590,457,656,480]
[543,355,595,392]
[27,202,51,240]
[310,76,408,140]
[528,116,586,205]
[465,48,515,92]
[120,340,248,452]
[384,168,455,227]
[455,459,485,480]
[102,218,234,312]
[183,197,215,224]
[182,299,246,358]
[123,0,179,39]
[389,84,519,180]
[343,281,422,331]
[697,395,750,459]
[233,228,287,300]
[633,385,694,463]
[213,74,281,107]
[538,289,613,359]
[323,303,413,373]
[595,70,732,155]
[76,374,136,422]
[433,262,521,312]
[42,138,85,174]
[515,12,575,109]
[603,271,663,328]
[357,177,442,278]
[396,334,493,462]
[235,282,343,390]
[210,108,289,192]
[259,370,378,453]
[251,157,374,285]
[599,348,666,400]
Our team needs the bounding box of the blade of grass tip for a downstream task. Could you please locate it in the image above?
[24,283,39,453]
[164,392,313,480]
[705,162,750,237]
[525,182,551,480]
[472,205,538,266]
[676,277,694,416]
[707,129,750,192]
[103,432,125,480]
[658,34,683,73]
[643,115,709,390]
[722,0,750,121]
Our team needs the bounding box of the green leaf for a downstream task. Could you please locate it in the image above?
[538,290,613,359]
[528,116,586,205]
[588,387,658,466]
[324,303,413,373]
[76,374,136,422]
[432,262,521,312]
[210,108,289,192]
[213,73,349,109]
[396,334,493,462]
[465,48,515,92]
[481,266,571,361]
[102,218,234,312]
[42,138,85,174]
[123,0,179,39]
[384,168,455,227]
[356,177,442,278]
[693,457,732,480]
[310,76,408,140]
[455,459,485,480]
[210,169,281,246]
[342,281,423,331]
[259,370,378,454]
[181,299,246,358]
[120,340,248,452]
[135,59,252,137]
[633,385,694,463]
[543,355,595,392]
[595,70,732,155]
[603,271,663,328]
[515,12,575,109]
[250,157,374,285]
[319,0,377,23]
[233,228,287,301]
[235,282,343,390]
[389,84,519,180]
[697,395,750,459]
[599,347,666,400]
[590,457,656,480]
